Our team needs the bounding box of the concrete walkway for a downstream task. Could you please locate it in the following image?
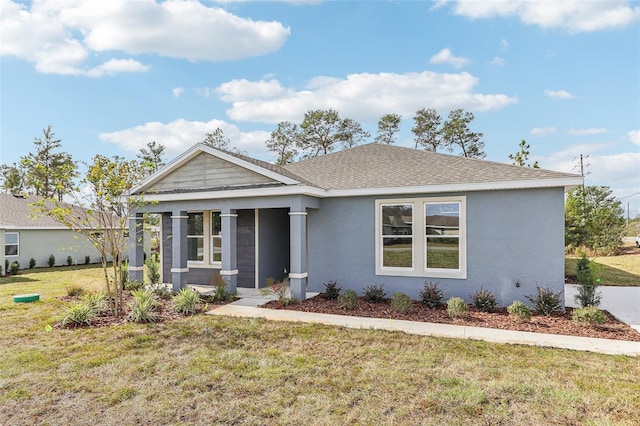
[565,284,640,332]
[207,294,640,357]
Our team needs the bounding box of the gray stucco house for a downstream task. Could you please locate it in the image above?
[128,143,582,306]
[0,193,105,274]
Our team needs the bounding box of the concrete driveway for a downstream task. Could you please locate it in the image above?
[565,284,640,332]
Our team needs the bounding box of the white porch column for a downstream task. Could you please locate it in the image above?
[171,212,189,292]
[128,213,145,283]
[220,210,238,294]
[0,228,5,277]
[289,209,308,301]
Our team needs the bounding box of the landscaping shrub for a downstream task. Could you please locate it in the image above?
[210,274,232,301]
[337,289,358,310]
[507,300,532,322]
[48,254,55,267]
[84,255,91,265]
[66,285,86,297]
[446,297,468,318]
[391,292,413,314]
[323,280,341,300]
[420,281,445,309]
[363,283,386,303]
[149,283,173,300]
[0,264,3,276]
[29,258,36,269]
[128,289,158,323]
[66,255,73,266]
[471,287,496,313]
[61,302,96,327]
[574,253,602,308]
[4,259,8,274]
[572,306,607,326]
[261,277,295,306]
[125,280,145,291]
[121,260,129,287]
[525,286,563,316]
[82,291,108,315]
[172,288,203,314]
[145,257,160,285]
[10,261,20,275]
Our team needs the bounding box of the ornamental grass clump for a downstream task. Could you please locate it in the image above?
[172,288,203,315]
[420,281,445,309]
[391,292,413,314]
[572,306,607,326]
[446,297,468,318]
[507,300,532,322]
[82,291,108,315]
[61,302,96,327]
[337,289,358,310]
[128,289,158,323]
[471,287,496,313]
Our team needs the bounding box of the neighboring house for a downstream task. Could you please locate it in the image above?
[0,193,104,274]
[128,143,582,306]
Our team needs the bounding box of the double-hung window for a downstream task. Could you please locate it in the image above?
[5,232,19,257]
[187,211,222,266]
[376,197,466,279]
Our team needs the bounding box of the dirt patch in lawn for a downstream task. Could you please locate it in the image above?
[264,296,640,342]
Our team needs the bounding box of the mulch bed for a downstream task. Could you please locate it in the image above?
[264,296,640,342]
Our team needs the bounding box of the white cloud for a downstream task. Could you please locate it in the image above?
[567,128,608,136]
[628,130,640,145]
[531,127,557,137]
[0,0,290,76]
[172,87,184,98]
[99,118,271,158]
[544,89,576,99]
[500,38,509,50]
[490,56,505,66]
[429,48,470,68]
[447,0,640,33]
[215,71,517,124]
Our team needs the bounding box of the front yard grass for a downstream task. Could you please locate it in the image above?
[2,267,640,425]
[566,246,640,286]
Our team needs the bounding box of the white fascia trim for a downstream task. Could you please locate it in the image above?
[0,226,74,230]
[142,185,325,202]
[131,143,299,194]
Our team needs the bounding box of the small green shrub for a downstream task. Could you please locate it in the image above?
[173,288,203,314]
[48,254,55,267]
[82,291,108,314]
[574,253,602,307]
[149,283,173,299]
[420,281,445,309]
[10,261,20,275]
[145,257,160,285]
[125,280,145,291]
[29,258,36,269]
[261,277,295,305]
[4,259,8,274]
[211,274,232,301]
[0,264,3,276]
[128,289,158,323]
[121,261,129,287]
[66,285,86,297]
[363,283,386,303]
[471,287,496,313]
[61,302,96,327]
[337,289,358,310]
[323,280,341,300]
[84,255,91,265]
[391,292,413,314]
[66,255,73,266]
[572,306,607,326]
[525,286,563,316]
[507,300,532,322]
[446,297,468,318]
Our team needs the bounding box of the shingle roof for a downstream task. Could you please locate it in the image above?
[0,193,65,228]
[283,143,580,190]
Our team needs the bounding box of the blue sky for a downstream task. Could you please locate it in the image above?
[1,0,639,215]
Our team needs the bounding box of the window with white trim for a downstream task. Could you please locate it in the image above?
[375,197,466,279]
[5,232,19,257]
[187,211,222,266]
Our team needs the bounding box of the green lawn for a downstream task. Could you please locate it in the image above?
[566,250,640,286]
[1,267,640,425]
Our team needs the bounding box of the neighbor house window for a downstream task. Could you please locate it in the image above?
[376,197,466,279]
[210,212,222,264]
[187,213,204,262]
[5,232,19,257]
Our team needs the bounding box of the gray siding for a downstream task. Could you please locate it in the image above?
[258,208,290,286]
[306,188,566,307]
[237,209,256,288]
[4,229,107,269]
[151,152,274,191]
